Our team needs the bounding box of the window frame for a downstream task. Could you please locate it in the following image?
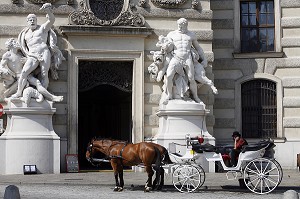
[234,0,281,54]
[240,0,275,53]
[235,74,283,139]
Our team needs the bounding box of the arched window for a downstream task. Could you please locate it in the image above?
[241,79,277,138]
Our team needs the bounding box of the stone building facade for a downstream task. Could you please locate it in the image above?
[212,0,300,169]
[0,0,298,171]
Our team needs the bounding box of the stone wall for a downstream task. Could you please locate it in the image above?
[211,0,300,169]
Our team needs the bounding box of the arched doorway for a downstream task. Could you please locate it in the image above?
[78,61,132,170]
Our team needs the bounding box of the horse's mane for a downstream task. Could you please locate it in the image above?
[91,136,131,144]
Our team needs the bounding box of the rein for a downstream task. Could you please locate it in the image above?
[87,142,109,167]
[88,140,128,166]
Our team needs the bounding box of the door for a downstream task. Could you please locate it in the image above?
[78,61,133,170]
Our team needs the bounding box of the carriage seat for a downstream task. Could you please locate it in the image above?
[241,140,275,153]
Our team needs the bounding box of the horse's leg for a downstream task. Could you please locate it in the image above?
[152,146,162,190]
[153,165,163,190]
[118,165,124,189]
[145,165,154,192]
[157,166,164,190]
[111,161,123,192]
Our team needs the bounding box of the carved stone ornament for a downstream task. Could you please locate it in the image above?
[24,0,59,3]
[79,61,133,92]
[69,0,145,26]
[150,0,188,8]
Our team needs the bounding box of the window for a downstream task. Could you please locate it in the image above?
[240,0,275,53]
[241,79,277,138]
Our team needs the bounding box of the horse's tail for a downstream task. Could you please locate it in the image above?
[153,146,162,169]
[161,148,173,165]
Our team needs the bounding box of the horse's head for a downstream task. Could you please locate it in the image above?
[85,140,95,164]
[86,138,113,165]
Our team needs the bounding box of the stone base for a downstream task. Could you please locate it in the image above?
[154,99,216,172]
[0,99,60,174]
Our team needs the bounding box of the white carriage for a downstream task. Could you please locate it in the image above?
[166,134,283,194]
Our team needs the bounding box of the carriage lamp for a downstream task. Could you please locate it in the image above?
[23,165,37,175]
[198,137,204,144]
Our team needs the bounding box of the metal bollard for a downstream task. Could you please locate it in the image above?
[4,185,21,199]
[283,190,299,199]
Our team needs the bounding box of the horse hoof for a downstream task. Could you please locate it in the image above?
[118,187,123,192]
[144,186,152,192]
[113,187,123,192]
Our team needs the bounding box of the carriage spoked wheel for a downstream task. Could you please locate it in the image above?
[243,158,282,194]
[172,164,205,193]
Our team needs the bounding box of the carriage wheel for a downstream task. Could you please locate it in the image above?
[272,159,283,185]
[243,158,281,194]
[172,164,205,193]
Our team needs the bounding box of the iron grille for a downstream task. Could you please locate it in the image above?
[241,79,277,138]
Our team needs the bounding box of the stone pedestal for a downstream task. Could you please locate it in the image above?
[154,99,215,172]
[0,99,60,174]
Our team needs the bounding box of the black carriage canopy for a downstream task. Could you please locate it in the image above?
[192,140,275,154]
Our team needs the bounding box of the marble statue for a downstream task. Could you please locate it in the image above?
[11,3,65,99]
[0,3,64,106]
[148,18,217,105]
[0,38,63,106]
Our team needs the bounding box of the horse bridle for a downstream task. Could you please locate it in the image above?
[87,140,129,166]
[87,142,99,167]
[87,140,128,166]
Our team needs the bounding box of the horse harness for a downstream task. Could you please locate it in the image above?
[88,140,128,166]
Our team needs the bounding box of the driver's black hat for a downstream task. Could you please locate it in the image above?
[232,131,241,138]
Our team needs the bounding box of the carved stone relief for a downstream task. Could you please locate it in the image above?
[150,0,188,8]
[69,0,145,26]
[23,0,60,3]
[13,0,73,5]
[79,61,133,92]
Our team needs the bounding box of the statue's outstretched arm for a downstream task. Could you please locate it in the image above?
[40,3,55,31]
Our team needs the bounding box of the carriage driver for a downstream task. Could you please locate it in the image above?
[229,131,248,167]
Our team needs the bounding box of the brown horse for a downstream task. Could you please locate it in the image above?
[86,138,173,192]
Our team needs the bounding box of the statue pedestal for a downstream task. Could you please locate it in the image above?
[154,99,215,172]
[0,100,60,174]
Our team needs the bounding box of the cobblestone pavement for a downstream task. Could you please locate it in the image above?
[0,169,299,198]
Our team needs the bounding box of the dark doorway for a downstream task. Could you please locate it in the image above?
[241,79,277,139]
[78,61,133,170]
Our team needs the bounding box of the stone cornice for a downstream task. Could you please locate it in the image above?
[59,25,153,37]
[0,4,74,15]
[0,4,212,20]
[233,52,284,59]
[136,7,212,19]
[151,29,213,40]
